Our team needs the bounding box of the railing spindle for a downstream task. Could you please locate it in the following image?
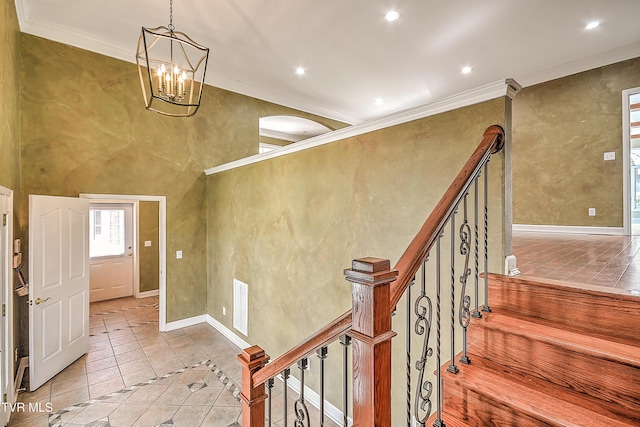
[267,378,274,426]
[295,359,310,426]
[482,161,492,313]
[283,368,290,427]
[340,334,351,427]
[459,193,472,365]
[472,176,482,319]
[407,277,413,427]
[447,214,459,375]
[434,236,445,427]
[317,347,328,426]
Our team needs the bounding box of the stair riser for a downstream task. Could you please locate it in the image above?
[469,325,640,421]
[488,275,640,343]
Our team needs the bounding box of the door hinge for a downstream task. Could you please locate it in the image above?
[2,304,5,317]
[2,393,6,403]
[2,213,6,226]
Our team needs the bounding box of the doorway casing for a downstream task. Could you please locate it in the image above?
[80,194,167,331]
[622,86,640,235]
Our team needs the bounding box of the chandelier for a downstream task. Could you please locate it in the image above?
[136,0,209,117]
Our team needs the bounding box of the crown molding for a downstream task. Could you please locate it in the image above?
[205,79,520,175]
[15,10,360,126]
[18,15,135,65]
[517,41,640,88]
[259,129,303,143]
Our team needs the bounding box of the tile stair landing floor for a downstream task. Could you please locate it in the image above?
[9,296,243,427]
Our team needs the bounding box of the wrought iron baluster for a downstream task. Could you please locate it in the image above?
[294,359,310,427]
[447,213,459,374]
[472,175,482,319]
[458,193,472,365]
[414,258,433,426]
[434,237,445,427]
[283,368,290,427]
[482,160,492,313]
[317,347,328,426]
[407,276,414,427]
[340,334,351,427]
[267,378,274,427]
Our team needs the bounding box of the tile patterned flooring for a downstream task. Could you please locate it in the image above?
[513,231,640,294]
[11,232,637,427]
[9,296,243,427]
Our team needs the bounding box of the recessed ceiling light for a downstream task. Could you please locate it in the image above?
[385,10,400,22]
[374,98,384,106]
[585,21,600,30]
[461,66,473,74]
[295,67,306,75]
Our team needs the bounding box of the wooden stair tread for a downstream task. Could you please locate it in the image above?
[471,311,640,368]
[442,355,636,427]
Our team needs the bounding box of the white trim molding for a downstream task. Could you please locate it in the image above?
[137,290,159,298]
[517,41,640,89]
[205,79,522,175]
[513,224,624,235]
[79,194,167,330]
[205,315,251,350]
[164,314,208,332]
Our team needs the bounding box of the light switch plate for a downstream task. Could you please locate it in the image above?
[145,240,152,247]
[176,250,183,259]
[604,152,615,161]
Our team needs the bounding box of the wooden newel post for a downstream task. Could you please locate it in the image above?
[238,345,269,427]
[345,257,398,427]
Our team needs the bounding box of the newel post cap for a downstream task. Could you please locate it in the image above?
[344,257,398,286]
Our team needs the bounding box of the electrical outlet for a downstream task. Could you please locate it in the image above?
[222,306,226,316]
[588,208,596,216]
[604,151,615,161]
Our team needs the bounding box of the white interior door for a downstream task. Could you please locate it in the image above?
[0,193,7,425]
[89,204,134,302]
[29,195,89,391]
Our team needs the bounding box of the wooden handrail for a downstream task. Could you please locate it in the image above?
[390,124,504,308]
[249,124,504,388]
[252,310,352,387]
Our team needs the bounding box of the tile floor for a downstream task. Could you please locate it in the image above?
[11,232,635,427]
[9,296,243,427]
[513,231,640,294]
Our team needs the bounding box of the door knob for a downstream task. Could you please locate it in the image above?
[35,297,51,305]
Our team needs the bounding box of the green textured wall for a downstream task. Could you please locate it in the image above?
[139,201,159,293]
[513,57,640,227]
[1,0,22,374]
[206,98,507,420]
[0,0,20,193]
[19,34,345,323]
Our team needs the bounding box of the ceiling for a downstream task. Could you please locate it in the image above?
[14,0,640,124]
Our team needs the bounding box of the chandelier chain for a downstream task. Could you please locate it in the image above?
[168,0,175,31]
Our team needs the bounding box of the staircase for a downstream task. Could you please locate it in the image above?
[435,274,640,426]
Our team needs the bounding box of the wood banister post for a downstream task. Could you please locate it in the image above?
[238,345,269,427]
[345,257,398,426]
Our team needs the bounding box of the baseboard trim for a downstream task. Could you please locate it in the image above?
[164,314,208,332]
[137,290,159,298]
[204,314,350,426]
[513,224,625,235]
[205,315,251,350]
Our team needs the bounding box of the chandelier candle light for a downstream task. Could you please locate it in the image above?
[136,0,209,117]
